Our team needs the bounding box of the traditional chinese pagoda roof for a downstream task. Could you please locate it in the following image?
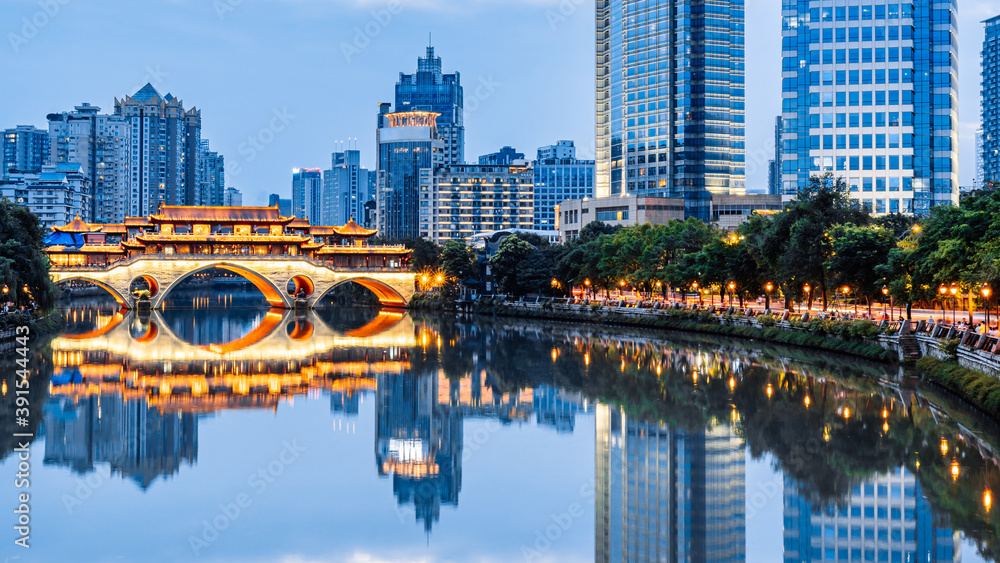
[124,217,153,227]
[52,215,100,233]
[94,224,127,234]
[287,218,311,230]
[149,205,295,225]
[332,218,378,237]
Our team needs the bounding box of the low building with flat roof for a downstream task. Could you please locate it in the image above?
[554,194,685,242]
[710,193,784,230]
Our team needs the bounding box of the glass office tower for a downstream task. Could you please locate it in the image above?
[780,0,959,215]
[395,46,464,166]
[983,15,1000,184]
[595,0,746,221]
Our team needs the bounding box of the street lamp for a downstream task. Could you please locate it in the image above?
[841,286,852,315]
[803,283,812,312]
[982,284,992,327]
[584,278,591,298]
[727,281,736,307]
[692,280,701,305]
[882,285,891,319]
[949,283,959,325]
[764,281,773,312]
[550,278,559,298]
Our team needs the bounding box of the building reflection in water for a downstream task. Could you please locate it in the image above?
[43,395,197,488]
[784,471,959,563]
[45,306,410,488]
[596,405,746,563]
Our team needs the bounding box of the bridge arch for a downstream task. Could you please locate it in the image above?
[318,277,407,308]
[151,262,291,310]
[54,276,129,307]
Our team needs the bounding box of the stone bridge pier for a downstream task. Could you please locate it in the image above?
[51,256,416,309]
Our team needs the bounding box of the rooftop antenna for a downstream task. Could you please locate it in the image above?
[428,32,432,48]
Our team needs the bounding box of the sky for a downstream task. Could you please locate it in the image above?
[0,0,996,206]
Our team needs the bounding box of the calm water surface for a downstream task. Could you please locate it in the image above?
[2,292,999,563]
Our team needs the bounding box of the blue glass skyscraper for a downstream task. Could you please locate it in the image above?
[780,0,959,215]
[395,46,464,165]
[983,15,1000,184]
[595,0,746,221]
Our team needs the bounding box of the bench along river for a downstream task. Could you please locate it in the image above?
[2,290,998,562]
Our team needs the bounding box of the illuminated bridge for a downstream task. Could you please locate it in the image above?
[45,205,416,309]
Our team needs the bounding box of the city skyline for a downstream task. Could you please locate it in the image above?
[0,0,994,209]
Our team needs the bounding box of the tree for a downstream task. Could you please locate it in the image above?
[488,235,535,296]
[438,241,476,298]
[404,237,442,271]
[825,224,896,316]
[0,200,57,311]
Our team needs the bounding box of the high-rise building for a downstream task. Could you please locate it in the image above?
[2,125,49,178]
[783,469,959,563]
[268,193,292,217]
[223,187,242,207]
[975,128,986,190]
[323,149,374,226]
[418,163,534,243]
[769,116,783,195]
[0,163,91,228]
[532,140,595,230]
[595,405,746,562]
[478,146,524,166]
[983,14,1000,185]
[115,83,201,216]
[47,104,131,223]
[780,0,959,215]
[595,0,746,220]
[291,168,323,223]
[376,104,445,239]
[197,140,225,206]
[395,46,464,165]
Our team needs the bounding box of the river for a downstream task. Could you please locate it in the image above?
[1,290,999,562]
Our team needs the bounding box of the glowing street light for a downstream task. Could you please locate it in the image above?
[982,284,992,327]
[764,281,774,312]
[727,281,736,307]
[882,285,891,318]
[803,283,811,312]
[985,489,993,513]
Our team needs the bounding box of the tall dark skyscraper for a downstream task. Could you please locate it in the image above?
[375,105,444,239]
[983,14,1000,184]
[395,46,464,165]
[595,0,746,221]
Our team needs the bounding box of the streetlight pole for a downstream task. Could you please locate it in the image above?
[764,282,773,312]
[692,281,700,306]
[982,284,992,327]
[727,281,735,308]
[949,283,959,325]
[803,283,811,313]
[882,285,889,319]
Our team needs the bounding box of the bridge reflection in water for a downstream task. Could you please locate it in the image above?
[35,307,1000,557]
